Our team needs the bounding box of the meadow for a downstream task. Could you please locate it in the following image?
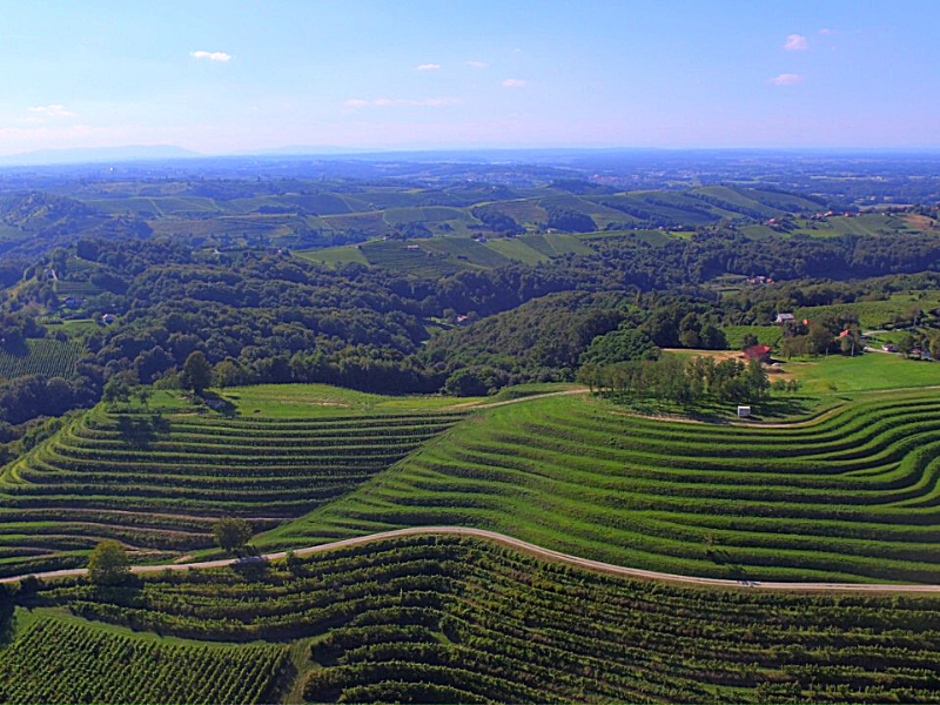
[8,534,940,703]
[786,352,940,395]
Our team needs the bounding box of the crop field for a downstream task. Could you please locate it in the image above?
[720,324,783,349]
[0,392,463,576]
[0,338,83,379]
[794,290,940,330]
[298,232,594,273]
[792,213,933,239]
[269,390,940,583]
[0,615,287,704]
[15,535,940,703]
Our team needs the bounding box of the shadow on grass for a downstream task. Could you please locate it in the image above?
[116,413,171,449]
[200,391,238,417]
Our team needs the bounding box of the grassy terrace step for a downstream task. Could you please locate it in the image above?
[14,535,940,703]
[268,392,940,583]
[0,396,463,577]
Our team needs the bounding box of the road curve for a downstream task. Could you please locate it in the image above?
[4,526,940,593]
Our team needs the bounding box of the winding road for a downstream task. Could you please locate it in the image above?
[4,526,940,593]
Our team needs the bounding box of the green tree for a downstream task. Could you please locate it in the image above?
[212,517,253,556]
[102,373,132,408]
[182,351,213,395]
[213,359,243,390]
[88,540,130,585]
[896,332,916,358]
[740,333,759,350]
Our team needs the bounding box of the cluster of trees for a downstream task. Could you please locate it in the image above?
[579,354,770,407]
[0,313,46,353]
[0,375,96,425]
[777,315,863,358]
[7,208,940,427]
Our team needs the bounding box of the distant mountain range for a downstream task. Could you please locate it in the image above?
[0,145,201,167]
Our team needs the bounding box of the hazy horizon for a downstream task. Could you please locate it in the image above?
[3,1,940,156]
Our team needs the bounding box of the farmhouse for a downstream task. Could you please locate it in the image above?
[743,344,772,363]
[774,313,794,324]
[101,313,116,325]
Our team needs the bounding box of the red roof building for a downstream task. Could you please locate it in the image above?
[743,344,772,362]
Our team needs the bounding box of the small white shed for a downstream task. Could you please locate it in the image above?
[737,405,752,418]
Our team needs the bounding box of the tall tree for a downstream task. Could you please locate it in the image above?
[88,540,130,585]
[182,351,213,395]
[212,517,253,556]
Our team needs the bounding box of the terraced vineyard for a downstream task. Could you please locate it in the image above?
[0,402,461,577]
[0,617,287,704]
[271,391,940,583]
[15,535,940,703]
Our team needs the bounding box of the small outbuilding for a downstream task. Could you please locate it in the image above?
[743,344,772,363]
[774,313,795,324]
[737,405,752,418]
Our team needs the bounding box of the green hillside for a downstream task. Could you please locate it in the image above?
[268,390,940,583]
[0,386,464,577]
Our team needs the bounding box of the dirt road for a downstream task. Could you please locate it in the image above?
[3,526,939,593]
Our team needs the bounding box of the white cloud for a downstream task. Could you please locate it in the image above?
[28,104,76,118]
[344,97,462,108]
[191,50,232,62]
[415,63,440,71]
[771,73,802,86]
[501,78,527,88]
[466,60,489,68]
[784,34,808,51]
[819,28,833,35]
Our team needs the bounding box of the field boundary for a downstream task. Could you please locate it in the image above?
[4,525,940,593]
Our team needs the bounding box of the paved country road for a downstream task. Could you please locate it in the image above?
[3,526,940,594]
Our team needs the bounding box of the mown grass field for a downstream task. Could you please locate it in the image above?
[265,388,940,583]
[10,534,940,703]
[0,387,466,577]
[786,352,940,395]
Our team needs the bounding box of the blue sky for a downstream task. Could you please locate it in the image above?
[1,0,938,154]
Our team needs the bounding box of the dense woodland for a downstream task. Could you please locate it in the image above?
[0,164,934,434]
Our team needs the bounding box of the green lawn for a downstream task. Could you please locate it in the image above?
[788,351,940,395]
[216,383,484,417]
